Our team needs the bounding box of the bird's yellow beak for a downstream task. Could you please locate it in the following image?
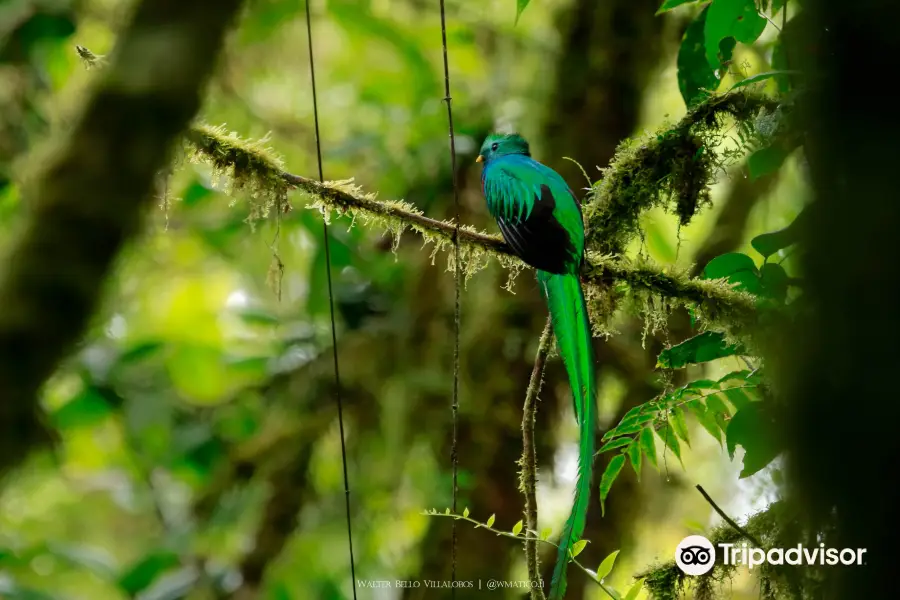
[475,155,483,163]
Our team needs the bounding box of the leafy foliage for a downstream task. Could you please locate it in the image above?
[657,331,746,368]
[597,369,765,497]
[704,0,767,71]
[1,0,811,597]
[677,6,719,107]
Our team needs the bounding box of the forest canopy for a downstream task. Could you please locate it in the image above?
[0,0,896,599]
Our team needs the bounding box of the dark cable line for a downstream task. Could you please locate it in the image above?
[304,2,358,597]
[437,0,462,594]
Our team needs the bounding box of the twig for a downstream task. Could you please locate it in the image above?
[695,484,764,547]
[436,0,463,592]
[520,318,553,600]
[426,510,619,599]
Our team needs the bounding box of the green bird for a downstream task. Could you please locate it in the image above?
[477,133,596,599]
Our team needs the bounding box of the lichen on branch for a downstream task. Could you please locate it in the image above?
[585,92,780,255]
[183,122,759,337]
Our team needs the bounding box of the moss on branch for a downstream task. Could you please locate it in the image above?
[75,45,765,336]
[183,123,759,336]
[585,92,780,255]
[636,501,817,600]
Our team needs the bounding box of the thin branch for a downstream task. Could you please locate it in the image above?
[695,484,765,548]
[436,0,463,591]
[426,511,619,599]
[519,318,553,600]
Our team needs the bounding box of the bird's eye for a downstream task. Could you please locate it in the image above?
[491,142,499,151]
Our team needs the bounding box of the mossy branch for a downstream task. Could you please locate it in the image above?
[634,501,807,600]
[180,124,759,337]
[519,318,553,600]
[76,48,763,335]
[585,92,780,255]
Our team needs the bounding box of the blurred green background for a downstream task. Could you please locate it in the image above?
[0,0,803,598]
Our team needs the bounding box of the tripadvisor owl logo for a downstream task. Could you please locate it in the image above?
[675,535,716,576]
[674,534,868,576]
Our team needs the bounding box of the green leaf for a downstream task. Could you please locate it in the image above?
[658,332,746,368]
[640,427,658,471]
[704,0,767,70]
[726,403,781,477]
[597,549,620,580]
[751,229,794,258]
[117,341,165,366]
[656,422,683,464]
[751,207,806,258]
[723,387,754,412]
[701,251,759,284]
[658,0,700,14]
[605,588,623,600]
[52,387,116,430]
[625,579,645,600]
[619,404,646,422]
[486,514,495,528]
[759,263,789,303]
[706,392,733,416]
[685,378,721,393]
[599,455,626,516]
[702,252,757,279]
[677,6,719,107]
[718,370,753,385]
[601,421,646,441]
[540,527,553,541]
[617,411,658,430]
[728,70,800,91]
[462,507,469,518]
[626,439,642,481]
[512,520,524,536]
[748,145,790,181]
[598,437,636,453]
[687,400,723,445]
[571,539,588,558]
[515,0,530,23]
[701,252,762,295]
[671,407,691,447]
[118,551,182,595]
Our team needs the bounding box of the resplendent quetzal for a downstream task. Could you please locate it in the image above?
[477,133,596,599]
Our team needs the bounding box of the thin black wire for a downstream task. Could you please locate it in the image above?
[304,2,357,598]
[437,0,462,594]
